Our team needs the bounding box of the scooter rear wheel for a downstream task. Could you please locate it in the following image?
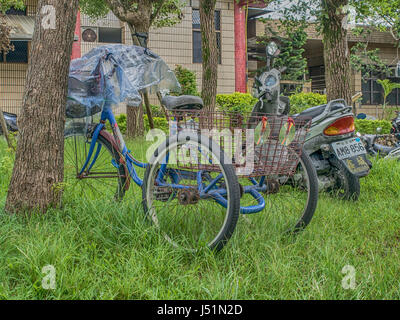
[329,160,360,201]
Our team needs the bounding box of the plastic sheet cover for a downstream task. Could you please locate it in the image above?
[66,44,180,119]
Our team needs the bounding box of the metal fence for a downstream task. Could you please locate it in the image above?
[0,2,36,115]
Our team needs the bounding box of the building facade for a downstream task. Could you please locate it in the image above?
[1,0,239,115]
[247,18,400,117]
[2,0,399,117]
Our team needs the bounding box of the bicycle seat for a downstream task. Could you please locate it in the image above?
[162,95,204,110]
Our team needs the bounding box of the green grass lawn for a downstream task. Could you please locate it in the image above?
[1,137,400,299]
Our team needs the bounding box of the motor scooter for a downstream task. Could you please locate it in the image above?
[251,42,371,200]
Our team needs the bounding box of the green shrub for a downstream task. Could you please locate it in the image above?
[289,92,327,114]
[144,115,169,133]
[107,113,169,134]
[150,104,165,118]
[174,65,199,96]
[355,119,392,134]
[216,92,258,115]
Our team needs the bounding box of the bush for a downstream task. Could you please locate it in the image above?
[107,113,168,135]
[289,92,327,114]
[150,104,165,118]
[144,115,169,133]
[174,65,199,96]
[355,119,392,134]
[216,92,258,115]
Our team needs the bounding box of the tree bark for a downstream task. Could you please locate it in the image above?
[322,0,352,105]
[200,0,218,112]
[126,102,145,138]
[5,0,79,213]
[0,13,13,54]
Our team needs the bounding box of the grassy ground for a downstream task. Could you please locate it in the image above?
[1,137,400,300]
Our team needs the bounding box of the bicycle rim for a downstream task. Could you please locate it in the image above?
[144,139,237,251]
[63,134,127,204]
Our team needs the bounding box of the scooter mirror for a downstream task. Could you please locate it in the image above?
[376,127,382,134]
[266,42,279,57]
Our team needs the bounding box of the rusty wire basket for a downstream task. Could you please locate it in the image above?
[165,109,311,177]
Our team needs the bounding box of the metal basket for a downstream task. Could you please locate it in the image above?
[165,109,311,177]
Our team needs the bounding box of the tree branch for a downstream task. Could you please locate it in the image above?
[104,0,129,21]
[150,0,167,24]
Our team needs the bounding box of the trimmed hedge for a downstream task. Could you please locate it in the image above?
[355,119,391,134]
[289,92,327,114]
[144,114,169,132]
[216,92,258,115]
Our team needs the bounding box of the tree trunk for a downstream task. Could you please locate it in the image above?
[0,13,13,54]
[126,102,144,138]
[125,21,154,137]
[5,0,79,213]
[322,0,352,105]
[200,0,218,111]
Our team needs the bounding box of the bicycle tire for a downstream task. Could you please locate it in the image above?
[64,131,128,202]
[142,132,241,252]
[290,151,319,232]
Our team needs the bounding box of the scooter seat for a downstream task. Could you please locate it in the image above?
[162,95,204,110]
[297,104,327,119]
[295,102,346,119]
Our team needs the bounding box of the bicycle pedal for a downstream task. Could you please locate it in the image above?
[153,186,174,202]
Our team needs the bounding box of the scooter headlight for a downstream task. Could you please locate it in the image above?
[265,75,277,87]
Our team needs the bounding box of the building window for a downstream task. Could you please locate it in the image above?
[98,27,122,43]
[0,41,29,63]
[5,7,26,15]
[362,70,384,105]
[387,78,400,106]
[192,9,222,64]
[81,27,122,43]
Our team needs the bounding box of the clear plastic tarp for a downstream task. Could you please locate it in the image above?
[66,44,181,119]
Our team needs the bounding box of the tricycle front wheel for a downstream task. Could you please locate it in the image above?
[142,133,241,252]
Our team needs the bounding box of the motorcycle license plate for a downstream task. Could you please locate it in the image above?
[331,137,366,160]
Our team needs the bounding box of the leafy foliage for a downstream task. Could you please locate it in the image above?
[355,119,392,134]
[144,114,168,132]
[150,104,165,118]
[0,0,24,13]
[376,79,400,119]
[109,112,168,133]
[378,79,400,103]
[79,0,185,30]
[351,0,400,44]
[174,65,199,96]
[259,13,308,81]
[216,92,258,116]
[350,27,391,80]
[0,0,24,53]
[289,92,327,114]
